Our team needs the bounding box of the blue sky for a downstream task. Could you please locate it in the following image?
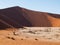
[0,0,60,14]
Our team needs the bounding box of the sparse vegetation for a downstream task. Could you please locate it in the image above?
[54,34,60,38]
[11,37,15,40]
[28,31,36,34]
[13,31,18,36]
[21,38,23,40]
[6,36,15,40]
[35,38,38,40]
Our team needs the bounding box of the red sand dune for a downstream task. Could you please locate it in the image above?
[0,6,60,29]
[0,6,60,45]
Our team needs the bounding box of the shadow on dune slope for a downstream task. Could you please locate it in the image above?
[0,6,32,29]
[0,6,60,29]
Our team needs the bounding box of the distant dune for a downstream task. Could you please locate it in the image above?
[0,6,60,29]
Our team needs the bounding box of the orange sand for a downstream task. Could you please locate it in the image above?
[0,28,60,45]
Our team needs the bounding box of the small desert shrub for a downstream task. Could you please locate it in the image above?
[21,38,23,40]
[11,37,15,40]
[7,36,10,39]
[35,38,38,40]
[6,36,15,40]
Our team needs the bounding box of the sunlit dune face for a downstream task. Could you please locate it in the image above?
[46,15,60,27]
